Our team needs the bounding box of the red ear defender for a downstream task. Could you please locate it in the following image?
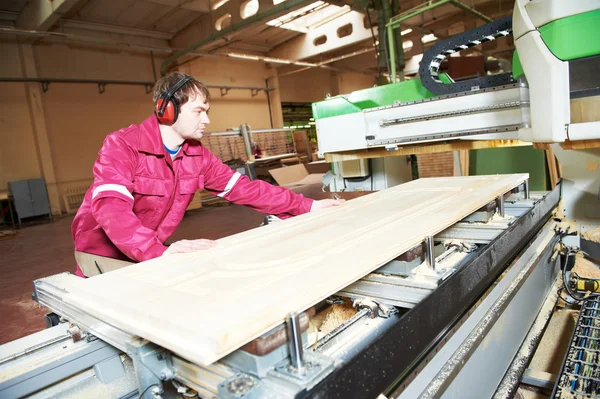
[155,98,178,125]
[154,75,194,125]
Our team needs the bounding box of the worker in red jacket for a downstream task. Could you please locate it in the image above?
[72,72,342,277]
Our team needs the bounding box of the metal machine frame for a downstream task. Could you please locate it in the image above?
[2,1,599,398]
[0,181,564,398]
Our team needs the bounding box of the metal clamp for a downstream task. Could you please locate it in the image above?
[497,194,505,217]
[353,298,393,318]
[353,298,378,319]
[286,312,304,373]
[218,373,262,399]
[68,324,85,342]
[425,235,435,270]
[263,215,282,225]
[126,338,174,398]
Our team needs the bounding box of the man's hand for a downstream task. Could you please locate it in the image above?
[163,239,218,255]
[310,198,345,212]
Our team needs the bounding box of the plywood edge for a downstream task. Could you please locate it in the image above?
[324,140,531,162]
[560,139,600,150]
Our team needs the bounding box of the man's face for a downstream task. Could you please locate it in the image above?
[173,92,210,141]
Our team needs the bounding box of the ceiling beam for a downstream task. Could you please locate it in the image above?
[60,19,174,40]
[398,0,513,35]
[163,0,318,74]
[269,0,512,62]
[142,0,210,13]
[269,11,373,61]
[172,0,316,51]
[0,10,19,24]
[16,0,84,31]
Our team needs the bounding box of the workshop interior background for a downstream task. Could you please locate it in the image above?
[0,0,546,216]
[0,0,557,344]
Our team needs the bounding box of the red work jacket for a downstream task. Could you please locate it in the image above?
[72,116,313,275]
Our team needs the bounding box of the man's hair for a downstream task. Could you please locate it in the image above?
[152,72,211,108]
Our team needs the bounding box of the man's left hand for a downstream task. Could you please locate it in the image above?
[310,198,345,212]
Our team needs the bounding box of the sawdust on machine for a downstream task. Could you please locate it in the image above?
[554,202,566,220]
[558,389,589,399]
[556,219,578,235]
[572,253,600,279]
[528,308,578,374]
[311,303,357,336]
[582,226,600,243]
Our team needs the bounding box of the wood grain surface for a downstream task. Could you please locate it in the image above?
[59,174,528,366]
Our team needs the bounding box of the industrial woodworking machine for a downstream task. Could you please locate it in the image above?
[1,1,599,398]
[313,0,600,235]
[1,180,563,399]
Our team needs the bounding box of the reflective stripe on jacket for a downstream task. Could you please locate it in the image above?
[72,115,313,270]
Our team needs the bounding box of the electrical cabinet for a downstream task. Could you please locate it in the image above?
[8,178,52,225]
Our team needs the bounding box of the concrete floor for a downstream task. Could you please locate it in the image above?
[0,204,264,345]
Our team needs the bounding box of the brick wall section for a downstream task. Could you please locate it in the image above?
[417,152,455,178]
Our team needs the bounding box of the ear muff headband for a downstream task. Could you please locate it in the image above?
[155,75,195,124]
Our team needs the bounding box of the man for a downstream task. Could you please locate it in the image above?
[72,72,343,277]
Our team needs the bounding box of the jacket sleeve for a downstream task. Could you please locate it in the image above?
[201,149,313,219]
[89,135,167,261]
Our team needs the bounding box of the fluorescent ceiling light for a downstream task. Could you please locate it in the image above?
[294,61,318,67]
[229,52,317,66]
[421,33,437,43]
[267,2,351,33]
[263,57,291,64]
[228,53,260,60]
[401,28,412,35]
[212,0,228,10]
[402,40,413,50]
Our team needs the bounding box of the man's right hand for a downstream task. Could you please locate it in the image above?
[163,239,218,255]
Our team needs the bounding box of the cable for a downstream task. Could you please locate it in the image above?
[366,1,381,83]
[563,253,584,302]
[172,379,198,398]
[559,245,600,304]
[558,287,581,306]
[139,384,159,399]
[380,17,391,80]
[136,363,166,399]
[561,248,587,303]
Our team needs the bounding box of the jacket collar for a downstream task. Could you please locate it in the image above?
[183,141,204,156]
[139,115,203,157]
